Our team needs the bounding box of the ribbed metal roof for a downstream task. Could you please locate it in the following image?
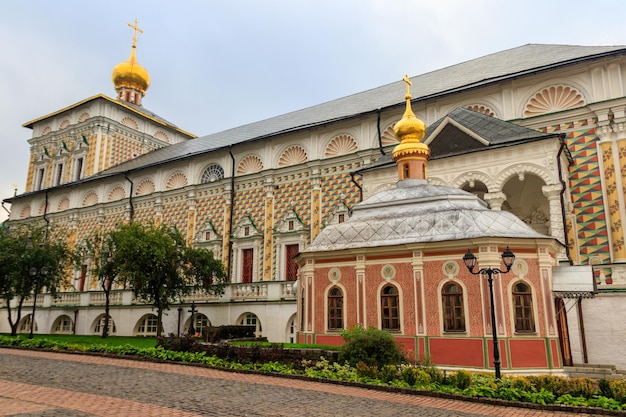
[78,44,626,176]
[304,180,550,252]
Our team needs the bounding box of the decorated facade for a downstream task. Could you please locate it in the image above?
[2,30,626,370]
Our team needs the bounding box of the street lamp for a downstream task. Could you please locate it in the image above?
[28,266,49,339]
[463,246,515,378]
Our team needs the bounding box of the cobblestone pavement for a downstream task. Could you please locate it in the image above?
[0,348,604,417]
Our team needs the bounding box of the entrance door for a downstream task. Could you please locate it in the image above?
[555,298,573,366]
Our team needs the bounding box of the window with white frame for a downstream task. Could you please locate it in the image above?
[136,315,158,336]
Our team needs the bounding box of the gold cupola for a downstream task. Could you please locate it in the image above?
[392,75,430,181]
[112,20,150,105]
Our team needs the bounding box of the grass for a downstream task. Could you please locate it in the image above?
[2,334,157,348]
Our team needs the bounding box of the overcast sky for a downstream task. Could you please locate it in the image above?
[1,0,625,222]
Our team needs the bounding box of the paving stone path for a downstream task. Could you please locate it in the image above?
[0,348,604,416]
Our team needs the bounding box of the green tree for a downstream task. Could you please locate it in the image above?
[0,224,69,336]
[73,231,118,338]
[109,221,226,337]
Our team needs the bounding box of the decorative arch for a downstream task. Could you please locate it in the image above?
[107,185,126,201]
[523,84,586,117]
[18,314,36,334]
[121,116,139,130]
[57,197,70,211]
[59,119,70,130]
[201,164,225,183]
[41,126,52,136]
[154,130,170,143]
[381,126,399,146]
[493,164,553,191]
[278,145,308,167]
[135,178,156,196]
[237,155,264,175]
[81,191,98,207]
[165,172,188,189]
[466,104,496,117]
[451,171,495,192]
[38,202,47,215]
[19,205,31,219]
[77,111,90,123]
[324,134,358,158]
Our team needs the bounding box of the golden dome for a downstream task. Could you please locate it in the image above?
[112,49,150,94]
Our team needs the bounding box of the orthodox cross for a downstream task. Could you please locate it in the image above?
[188,302,197,335]
[128,19,143,49]
[403,74,412,98]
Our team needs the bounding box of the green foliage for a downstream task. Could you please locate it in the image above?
[2,334,626,413]
[338,325,404,367]
[0,224,70,335]
[107,221,227,337]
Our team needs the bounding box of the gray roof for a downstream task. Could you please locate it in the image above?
[100,44,624,176]
[304,180,550,253]
[360,107,563,171]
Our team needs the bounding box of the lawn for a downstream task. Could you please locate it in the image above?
[2,334,157,348]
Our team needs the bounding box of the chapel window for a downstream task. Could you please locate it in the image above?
[328,287,344,330]
[241,248,254,283]
[442,283,465,332]
[285,244,299,281]
[381,285,400,331]
[513,282,535,333]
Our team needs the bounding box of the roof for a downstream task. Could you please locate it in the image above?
[359,107,564,172]
[304,180,552,253]
[22,94,196,139]
[99,44,624,175]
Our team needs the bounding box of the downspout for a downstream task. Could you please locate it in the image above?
[349,171,363,203]
[376,109,386,155]
[124,172,135,221]
[228,147,236,282]
[556,133,573,265]
[43,190,50,241]
[1,201,10,218]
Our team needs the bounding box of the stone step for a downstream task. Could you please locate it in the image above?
[564,364,626,380]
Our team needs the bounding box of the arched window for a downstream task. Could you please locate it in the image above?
[328,287,343,330]
[136,314,158,336]
[201,164,225,183]
[381,285,400,331]
[513,282,535,333]
[239,313,262,337]
[93,315,116,335]
[442,283,465,332]
[186,313,210,335]
[53,315,74,334]
[403,163,410,179]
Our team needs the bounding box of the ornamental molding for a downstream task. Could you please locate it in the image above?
[325,134,358,157]
[135,178,155,196]
[523,84,586,117]
[237,154,264,175]
[107,185,126,201]
[278,145,308,167]
[165,172,188,190]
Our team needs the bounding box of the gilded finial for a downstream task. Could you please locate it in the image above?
[128,19,143,51]
[403,74,412,100]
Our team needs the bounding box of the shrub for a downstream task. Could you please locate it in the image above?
[448,370,472,390]
[338,325,404,368]
[400,366,432,387]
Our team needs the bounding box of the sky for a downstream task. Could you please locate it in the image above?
[1,0,625,222]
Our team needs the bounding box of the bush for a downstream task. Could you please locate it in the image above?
[338,325,404,368]
[448,370,472,390]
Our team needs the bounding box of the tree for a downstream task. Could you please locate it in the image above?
[0,224,69,336]
[73,231,118,338]
[109,221,227,337]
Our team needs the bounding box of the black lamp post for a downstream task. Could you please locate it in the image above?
[463,246,515,379]
[188,302,197,335]
[28,266,49,339]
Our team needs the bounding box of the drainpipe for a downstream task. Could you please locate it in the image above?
[376,109,385,155]
[1,201,10,218]
[350,171,363,203]
[43,190,50,242]
[124,172,135,221]
[556,133,573,265]
[228,147,236,282]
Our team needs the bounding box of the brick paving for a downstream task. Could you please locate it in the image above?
[0,348,608,416]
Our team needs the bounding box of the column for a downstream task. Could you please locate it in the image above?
[483,192,507,211]
[542,184,565,241]
[263,180,275,280]
[311,176,322,241]
[186,190,196,244]
[221,186,233,272]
